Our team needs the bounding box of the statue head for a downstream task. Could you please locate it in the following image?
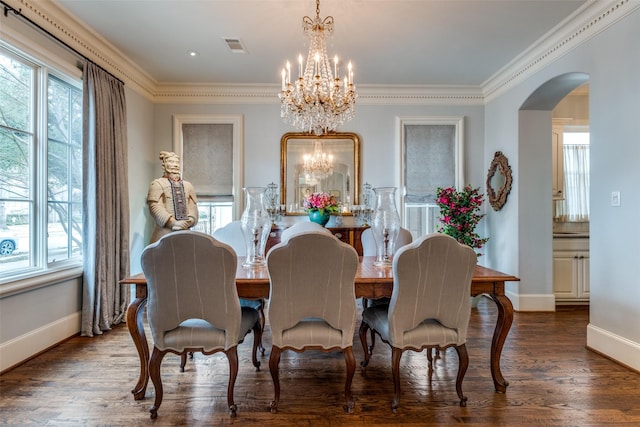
[159,151,181,180]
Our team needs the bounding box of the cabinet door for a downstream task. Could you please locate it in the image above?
[553,253,577,299]
[578,253,590,298]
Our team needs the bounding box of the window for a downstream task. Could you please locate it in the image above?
[0,46,82,281]
[173,115,243,232]
[556,130,589,222]
[399,117,464,239]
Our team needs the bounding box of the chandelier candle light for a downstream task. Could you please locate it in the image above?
[303,139,334,184]
[279,0,357,136]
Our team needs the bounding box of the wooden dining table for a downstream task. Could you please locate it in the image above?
[121,256,519,401]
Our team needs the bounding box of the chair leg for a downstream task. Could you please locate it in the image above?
[342,346,356,413]
[251,321,262,371]
[454,344,469,407]
[269,346,282,413]
[391,347,403,413]
[257,299,266,355]
[369,329,376,354]
[179,351,194,372]
[358,321,371,368]
[148,347,167,419]
[225,347,239,417]
[179,353,187,372]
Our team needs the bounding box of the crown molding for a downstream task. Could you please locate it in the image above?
[152,83,485,106]
[483,0,639,103]
[6,0,159,100]
[8,0,638,105]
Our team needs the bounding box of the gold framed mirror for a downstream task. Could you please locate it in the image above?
[281,132,360,214]
[486,151,513,211]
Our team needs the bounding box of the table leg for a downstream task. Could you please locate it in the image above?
[126,296,149,400]
[488,292,513,393]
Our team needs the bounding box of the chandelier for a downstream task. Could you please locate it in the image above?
[279,0,357,136]
[303,139,334,184]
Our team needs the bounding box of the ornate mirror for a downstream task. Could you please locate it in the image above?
[281,132,360,213]
[486,151,513,211]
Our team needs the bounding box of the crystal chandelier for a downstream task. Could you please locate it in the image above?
[303,139,334,184]
[279,0,357,136]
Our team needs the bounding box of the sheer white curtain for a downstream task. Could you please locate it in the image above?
[81,62,130,336]
[556,144,589,222]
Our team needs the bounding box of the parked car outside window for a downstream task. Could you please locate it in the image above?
[0,231,17,256]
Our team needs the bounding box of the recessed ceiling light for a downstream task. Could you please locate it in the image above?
[187,50,199,57]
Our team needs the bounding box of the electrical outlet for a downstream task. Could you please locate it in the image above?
[611,191,621,207]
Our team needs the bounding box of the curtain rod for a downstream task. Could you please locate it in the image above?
[1,1,124,85]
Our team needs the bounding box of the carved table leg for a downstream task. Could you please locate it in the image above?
[126,296,149,400]
[488,292,513,393]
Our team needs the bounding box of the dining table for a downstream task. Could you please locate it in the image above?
[121,256,519,401]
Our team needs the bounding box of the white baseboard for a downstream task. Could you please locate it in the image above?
[587,323,640,372]
[506,290,556,312]
[0,312,81,372]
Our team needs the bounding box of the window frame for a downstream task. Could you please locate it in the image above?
[0,43,83,288]
[172,114,244,220]
[397,116,465,237]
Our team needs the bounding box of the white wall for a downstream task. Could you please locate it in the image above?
[484,8,640,369]
[4,1,639,374]
[125,87,157,274]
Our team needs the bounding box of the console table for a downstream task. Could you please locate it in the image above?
[266,225,368,255]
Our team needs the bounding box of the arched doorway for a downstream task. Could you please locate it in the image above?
[518,72,589,311]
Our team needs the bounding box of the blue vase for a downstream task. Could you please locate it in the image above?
[308,209,330,227]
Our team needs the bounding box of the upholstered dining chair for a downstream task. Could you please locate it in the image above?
[266,231,359,413]
[359,233,477,411]
[141,231,262,418]
[360,226,414,352]
[279,220,330,242]
[212,220,266,354]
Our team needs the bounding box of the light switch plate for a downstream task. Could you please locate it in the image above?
[611,191,621,207]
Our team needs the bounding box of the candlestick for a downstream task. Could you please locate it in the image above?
[286,61,291,84]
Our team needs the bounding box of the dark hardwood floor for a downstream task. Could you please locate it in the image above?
[1,298,639,426]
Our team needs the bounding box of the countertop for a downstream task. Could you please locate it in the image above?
[553,232,589,238]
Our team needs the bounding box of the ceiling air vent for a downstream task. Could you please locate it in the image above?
[223,38,247,53]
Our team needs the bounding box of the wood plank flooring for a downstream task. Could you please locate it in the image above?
[1,298,639,426]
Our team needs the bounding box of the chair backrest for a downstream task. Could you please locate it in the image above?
[212,220,246,256]
[389,233,477,347]
[266,231,359,348]
[141,231,242,350]
[360,227,413,256]
[279,221,331,244]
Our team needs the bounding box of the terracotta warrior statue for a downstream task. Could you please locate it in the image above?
[147,151,198,243]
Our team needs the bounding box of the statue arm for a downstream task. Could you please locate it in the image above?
[187,184,199,227]
[147,180,174,228]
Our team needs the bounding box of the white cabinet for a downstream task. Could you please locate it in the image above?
[553,237,589,303]
[552,124,565,200]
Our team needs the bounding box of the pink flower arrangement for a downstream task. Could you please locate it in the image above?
[303,192,339,215]
[436,185,489,255]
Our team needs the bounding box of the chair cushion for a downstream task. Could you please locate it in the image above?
[159,307,259,352]
[363,304,460,349]
[240,298,263,310]
[278,318,345,350]
[161,318,226,352]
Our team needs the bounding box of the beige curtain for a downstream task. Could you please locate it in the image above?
[556,144,590,222]
[81,62,130,337]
